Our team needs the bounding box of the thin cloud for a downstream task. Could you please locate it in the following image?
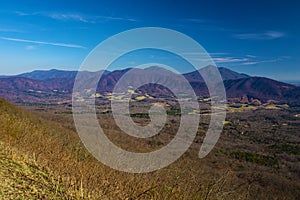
[182,52,228,56]
[46,13,89,23]
[213,57,248,63]
[15,11,91,23]
[240,56,290,65]
[1,37,86,49]
[185,52,249,64]
[246,54,257,58]
[178,18,234,32]
[240,61,258,65]
[0,28,24,33]
[188,56,248,64]
[181,18,209,24]
[14,11,31,16]
[96,15,138,22]
[189,54,290,66]
[184,50,290,66]
[25,45,36,50]
[234,31,285,40]
[14,11,138,23]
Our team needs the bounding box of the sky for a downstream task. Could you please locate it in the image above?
[0,0,299,81]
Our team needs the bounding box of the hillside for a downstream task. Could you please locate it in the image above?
[0,98,233,199]
[224,77,297,101]
[0,141,65,199]
[0,99,88,199]
[0,98,299,199]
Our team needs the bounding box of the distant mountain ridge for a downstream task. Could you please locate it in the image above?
[16,69,78,80]
[0,66,299,104]
[1,69,110,81]
[0,66,250,82]
[284,80,300,86]
[183,66,250,82]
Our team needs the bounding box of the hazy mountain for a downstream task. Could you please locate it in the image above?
[183,66,250,82]
[0,77,74,103]
[15,69,78,80]
[283,87,300,101]
[224,77,296,102]
[2,66,249,82]
[284,80,300,86]
[3,69,110,81]
[0,66,299,104]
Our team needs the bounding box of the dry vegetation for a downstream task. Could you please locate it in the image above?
[0,98,299,199]
[0,141,65,199]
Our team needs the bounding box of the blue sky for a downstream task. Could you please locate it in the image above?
[0,0,299,81]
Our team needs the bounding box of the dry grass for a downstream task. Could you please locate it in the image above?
[0,141,66,199]
[0,98,299,199]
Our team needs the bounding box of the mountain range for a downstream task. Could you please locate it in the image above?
[0,66,299,104]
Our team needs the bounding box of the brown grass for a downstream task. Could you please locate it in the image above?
[0,99,299,199]
[0,141,66,199]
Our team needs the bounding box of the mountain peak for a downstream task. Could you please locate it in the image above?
[183,66,250,82]
[0,67,299,104]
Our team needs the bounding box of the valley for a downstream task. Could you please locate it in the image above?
[0,95,299,199]
[1,1,299,199]
[0,67,299,199]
